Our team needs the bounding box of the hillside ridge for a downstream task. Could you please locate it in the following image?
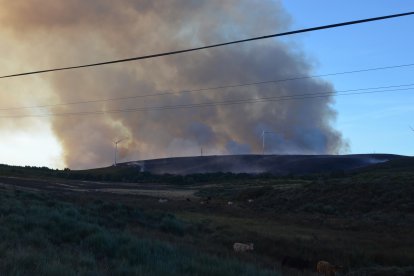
[119,153,404,175]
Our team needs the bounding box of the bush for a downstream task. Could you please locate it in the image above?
[0,190,277,276]
[160,215,189,236]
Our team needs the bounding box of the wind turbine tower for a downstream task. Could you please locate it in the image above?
[113,137,128,166]
[262,130,276,155]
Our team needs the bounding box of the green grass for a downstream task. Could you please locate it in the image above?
[0,189,278,276]
[0,163,276,185]
[177,211,414,270]
[1,157,414,274]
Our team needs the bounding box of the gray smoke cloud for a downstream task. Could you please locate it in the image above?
[0,0,348,169]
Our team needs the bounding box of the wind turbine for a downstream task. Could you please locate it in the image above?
[113,137,128,166]
[262,130,276,155]
[196,138,204,157]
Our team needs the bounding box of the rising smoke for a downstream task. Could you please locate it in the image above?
[0,0,348,169]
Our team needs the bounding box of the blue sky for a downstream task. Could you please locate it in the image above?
[281,1,414,155]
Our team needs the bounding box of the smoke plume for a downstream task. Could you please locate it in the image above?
[0,0,348,169]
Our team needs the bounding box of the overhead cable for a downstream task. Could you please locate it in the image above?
[1,63,414,111]
[0,11,413,79]
[2,86,413,118]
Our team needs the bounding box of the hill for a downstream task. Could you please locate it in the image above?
[121,154,402,175]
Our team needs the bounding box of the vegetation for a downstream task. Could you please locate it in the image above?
[0,157,413,275]
[0,163,276,184]
[0,189,277,275]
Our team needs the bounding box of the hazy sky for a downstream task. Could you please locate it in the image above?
[0,1,413,169]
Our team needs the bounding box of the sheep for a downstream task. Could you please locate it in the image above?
[247,199,254,203]
[316,260,342,276]
[227,201,233,205]
[158,198,168,203]
[233,242,254,253]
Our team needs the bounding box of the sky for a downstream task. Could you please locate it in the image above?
[0,1,413,169]
[282,1,414,155]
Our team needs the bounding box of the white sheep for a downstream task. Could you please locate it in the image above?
[158,198,168,203]
[233,242,254,252]
[227,201,233,205]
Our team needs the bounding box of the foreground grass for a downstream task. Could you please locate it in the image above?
[1,157,414,275]
[0,188,277,276]
[177,211,414,271]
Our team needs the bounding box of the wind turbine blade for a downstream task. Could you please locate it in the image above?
[114,137,126,144]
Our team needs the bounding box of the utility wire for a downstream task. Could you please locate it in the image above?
[0,11,413,79]
[2,86,413,118]
[1,62,414,111]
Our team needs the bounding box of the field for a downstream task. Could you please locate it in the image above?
[0,157,413,275]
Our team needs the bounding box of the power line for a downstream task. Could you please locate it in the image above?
[1,62,414,111]
[0,11,413,79]
[2,85,413,118]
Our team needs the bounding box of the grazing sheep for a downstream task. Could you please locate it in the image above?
[227,201,233,205]
[233,242,254,252]
[247,199,254,203]
[281,256,311,271]
[158,198,168,203]
[316,260,342,276]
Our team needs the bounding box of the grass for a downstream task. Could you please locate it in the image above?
[184,160,414,274]
[0,188,278,276]
[0,163,274,185]
[177,211,414,270]
[0,157,414,275]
